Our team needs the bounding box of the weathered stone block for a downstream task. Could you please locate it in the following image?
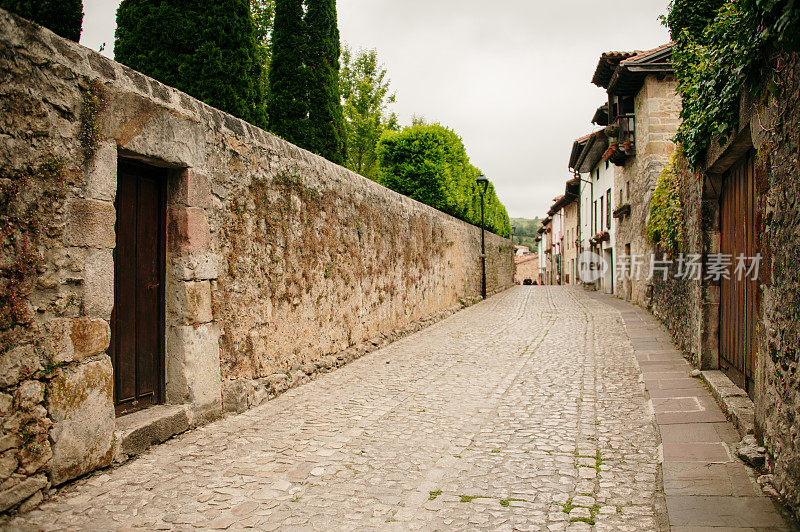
[172,169,211,208]
[69,317,110,361]
[165,324,222,412]
[172,253,220,281]
[18,433,51,475]
[0,451,18,482]
[47,357,115,486]
[173,280,212,325]
[45,319,74,365]
[15,380,44,409]
[84,141,117,202]
[0,474,47,512]
[0,344,39,388]
[169,207,210,253]
[67,199,116,248]
[83,248,114,318]
[114,404,190,458]
[222,379,247,414]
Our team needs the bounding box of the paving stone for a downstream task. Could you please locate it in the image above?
[7,287,791,530]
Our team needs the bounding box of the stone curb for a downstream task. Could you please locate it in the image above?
[699,370,755,437]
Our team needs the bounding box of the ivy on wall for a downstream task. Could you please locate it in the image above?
[0,157,66,330]
[79,77,107,161]
[646,152,684,255]
[669,0,800,167]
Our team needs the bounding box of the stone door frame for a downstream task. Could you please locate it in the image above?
[96,142,223,426]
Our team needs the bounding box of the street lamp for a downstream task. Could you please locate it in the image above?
[476,175,489,299]
[511,225,516,247]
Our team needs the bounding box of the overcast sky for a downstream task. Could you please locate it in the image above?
[80,0,670,219]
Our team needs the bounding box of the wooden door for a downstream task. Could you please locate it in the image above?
[111,160,166,415]
[719,152,757,396]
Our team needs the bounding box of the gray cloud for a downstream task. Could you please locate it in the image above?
[80,0,671,218]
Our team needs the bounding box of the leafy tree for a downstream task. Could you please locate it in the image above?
[340,45,398,180]
[0,0,83,41]
[377,124,468,217]
[304,0,347,164]
[115,0,266,128]
[509,217,542,250]
[268,0,346,164]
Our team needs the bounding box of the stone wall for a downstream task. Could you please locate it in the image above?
[648,151,702,363]
[639,53,800,520]
[0,9,512,514]
[746,52,800,520]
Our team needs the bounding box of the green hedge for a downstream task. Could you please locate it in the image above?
[377,124,511,238]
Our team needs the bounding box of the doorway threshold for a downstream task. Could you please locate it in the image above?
[114,404,190,462]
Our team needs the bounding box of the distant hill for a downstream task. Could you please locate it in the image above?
[510,217,541,252]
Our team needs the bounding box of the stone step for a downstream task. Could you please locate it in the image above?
[113,404,190,461]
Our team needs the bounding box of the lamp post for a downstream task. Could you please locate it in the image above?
[476,175,489,299]
[511,225,516,247]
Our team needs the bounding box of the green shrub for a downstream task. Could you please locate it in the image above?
[115,0,266,128]
[646,152,684,255]
[0,0,83,41]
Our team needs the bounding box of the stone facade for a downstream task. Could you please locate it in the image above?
[0,9,512,514]
[514,254,538,284]
[643,53,800,520]
[614,74,681,305]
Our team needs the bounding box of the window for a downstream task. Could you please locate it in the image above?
[605,160,609,169]
[606,189,612,229]
[626,181,630,201]
[599,197,604,234]
[593,201,597,233]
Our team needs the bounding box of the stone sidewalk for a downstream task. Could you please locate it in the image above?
[594,293,794,531]
[6,287,793,531]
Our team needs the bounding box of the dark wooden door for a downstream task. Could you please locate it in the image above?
[719,152,757,396]
[111,160,166,415]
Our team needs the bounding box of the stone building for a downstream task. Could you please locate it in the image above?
[644,51,800,520]
[591,44,681,303]
[0,10,513,514]
[513,253,538,284]
[567,43,681,298]
[569,131,619,292]
[545,184,580,285]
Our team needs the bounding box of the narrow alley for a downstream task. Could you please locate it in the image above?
[8,287,791,531]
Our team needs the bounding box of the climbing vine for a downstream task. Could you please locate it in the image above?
[646,152,684,256]
[669,0,800,167]
[79,77,107,161]
[0,157,67,330]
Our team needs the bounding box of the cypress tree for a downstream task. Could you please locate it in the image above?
[0,0,83,41]
[267,0,309,147]
[268,0,346,164]
[305,0,346,165]
[115,0,266,128]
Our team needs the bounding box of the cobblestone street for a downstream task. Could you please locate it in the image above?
[8,287,787,531]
